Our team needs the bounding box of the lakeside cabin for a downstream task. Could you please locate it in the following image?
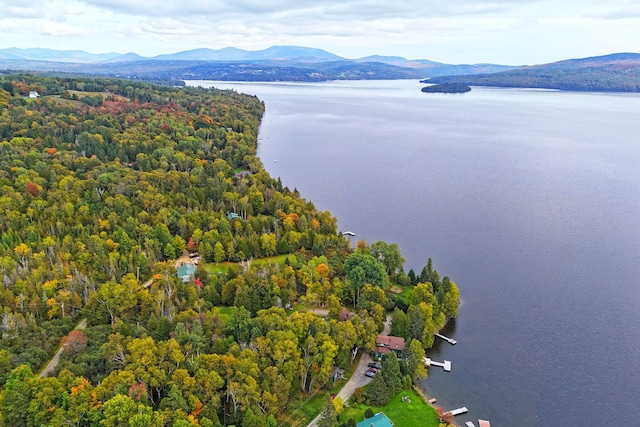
[374,335,405,358]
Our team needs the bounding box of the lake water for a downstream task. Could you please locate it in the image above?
[189,80,640,426]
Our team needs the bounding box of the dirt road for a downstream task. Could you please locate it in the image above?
[39,318,87,378]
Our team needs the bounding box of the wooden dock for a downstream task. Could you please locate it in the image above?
[448,407,468,416]
[478,420,491,427]
[435,333,457,345]
[424,357,452,372]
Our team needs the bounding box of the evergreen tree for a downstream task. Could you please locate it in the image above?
[366,370,391,406]
[380,353,402,395]
[407,268,417,285]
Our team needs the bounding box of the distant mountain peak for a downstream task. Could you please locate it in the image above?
[102,52,146,63]
[0,47,121,63]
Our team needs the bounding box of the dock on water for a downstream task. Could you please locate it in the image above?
[465,422,476,427]
[424,357,452,372]
[434,333,457,345]
[447,407,468,416]
[478,420,491,427]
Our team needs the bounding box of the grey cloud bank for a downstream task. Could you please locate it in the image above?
[1,0,639,64]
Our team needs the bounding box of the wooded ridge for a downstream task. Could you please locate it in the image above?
[427,53,640,92]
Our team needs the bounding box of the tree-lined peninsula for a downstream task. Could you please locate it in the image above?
[0,76,459,427]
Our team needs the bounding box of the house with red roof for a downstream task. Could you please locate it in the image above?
[374,335,405,358]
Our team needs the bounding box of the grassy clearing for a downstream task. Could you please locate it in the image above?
[280,379,346,427]
[280,392,327,427]
[339,389,441,427]
[66,90,128,101]
[280,360,360,427]
[210,306,233,317]
[205,254,297,275]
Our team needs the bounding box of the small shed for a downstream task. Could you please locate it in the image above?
[329,366,345,382]
[29,91,39,98]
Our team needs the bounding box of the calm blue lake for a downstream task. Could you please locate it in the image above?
[190,80,640,426]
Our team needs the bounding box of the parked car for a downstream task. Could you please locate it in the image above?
[368,362,382,369]
[365,368,377,378]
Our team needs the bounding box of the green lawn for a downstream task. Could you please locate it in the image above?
[205,254,296,275]
[340,389,441,427]
[279,361,360,427]
[280,392,328,427]
[210,306,233,316]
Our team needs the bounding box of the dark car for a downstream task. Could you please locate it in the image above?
[368,362,382,369]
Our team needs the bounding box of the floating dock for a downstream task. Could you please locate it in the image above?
[424,357,452,372]
[434,333,457,345]
[448,407,468,416]
[478,420,491,427]
[465,422,476,427]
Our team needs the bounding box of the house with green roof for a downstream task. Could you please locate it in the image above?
[356,412,394,427]
[177,263,196,283]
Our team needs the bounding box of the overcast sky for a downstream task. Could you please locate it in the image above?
[1,0,639,65]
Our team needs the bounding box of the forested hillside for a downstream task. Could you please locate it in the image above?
[428,53,640,92]
[0,76,458,426]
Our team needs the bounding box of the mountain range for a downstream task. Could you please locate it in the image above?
[2,46,640,91]
[0,45,517,82]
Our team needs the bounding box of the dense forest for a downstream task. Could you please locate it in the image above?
[0,75,459,426]
[0,60,428,83]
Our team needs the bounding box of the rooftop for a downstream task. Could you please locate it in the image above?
[339,307,355,322]
[177,263,196,279]
[376,335,405,351]
[355,412,394,427]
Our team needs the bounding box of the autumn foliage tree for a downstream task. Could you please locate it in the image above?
[25,182,40,196]
[62,330,88,355]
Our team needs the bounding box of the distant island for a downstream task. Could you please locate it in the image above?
[421,83,471,93]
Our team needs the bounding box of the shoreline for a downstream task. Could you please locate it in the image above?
[187,80,461,426]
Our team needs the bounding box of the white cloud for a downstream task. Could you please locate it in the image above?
[0,0,638,64]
